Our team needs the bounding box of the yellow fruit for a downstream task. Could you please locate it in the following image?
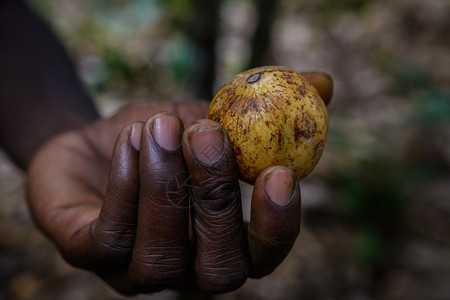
[207,66,329,184]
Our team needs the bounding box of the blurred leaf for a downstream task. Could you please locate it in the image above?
[309,0,376,28]
[337,157,407,225]
[354,230,382,265]
[165,35,196,83]
[27,0,52,18]
[162,0,192,28]
[414,89,450,126]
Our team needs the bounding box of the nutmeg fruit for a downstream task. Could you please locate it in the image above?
[207,66,329,184]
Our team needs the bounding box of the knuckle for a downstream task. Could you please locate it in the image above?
[131,247,188,289]
[195,235,249,293]
[194,176,240,210]
[135,264,184,286]
[93,225,135,261]
[97,234,133,259]
[197,263,248,293]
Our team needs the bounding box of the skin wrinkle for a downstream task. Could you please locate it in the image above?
[196,238,243,263]
[134,259,186,272]
[193,183,241,214]
[134,250,187,265]
[95,220,137,240]
[203,174,238,194]
[193,202,240,219]
[193,192,240,211]
[96,234,135,255]
[136,243,187,251]
[143,196,188,210]
[139,148,189,211]
[193,206,243,236]
[132,259,186,272]
[133,243,187,259]
[197,269,246,285]
[96,221,137,236]
[139,174,189,209]
[138,196,187,219]
[191,173,239,203]
[106,183,137,209]
[193,210,241,240]
[131,250,187,276]
[57,219,100,266]
[132,254,186,276]
[194,210,245,276]
[198,262,247,280]
[195,225,241,252]
[199,247,244,266]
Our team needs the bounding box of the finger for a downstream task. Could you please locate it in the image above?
[300,71,333,106]
[247,166,301,278]
[171,100,210,126]
[90,122,142,266]
[47,123,143,273]
[182,119,248,293]
[128,112,190,291]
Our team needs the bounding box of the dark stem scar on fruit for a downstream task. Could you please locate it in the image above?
[246,72,264,84]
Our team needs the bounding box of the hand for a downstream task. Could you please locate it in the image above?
[27,73,332,295]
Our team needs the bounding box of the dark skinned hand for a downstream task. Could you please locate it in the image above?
[27,72,333,295]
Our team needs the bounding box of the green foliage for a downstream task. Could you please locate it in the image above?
[164,35,196,84]
[161,0,192,28]
[27,0,52,18]
[332,157,407,273]
[413,89,450,127]
[308,0,378,28]
[354,230,383,266]
[336,158,406,225]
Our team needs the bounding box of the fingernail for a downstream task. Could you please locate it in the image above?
[264,169,296,206]
[130,123,143,151]
[153,115,182,150]
[189,126,224,164]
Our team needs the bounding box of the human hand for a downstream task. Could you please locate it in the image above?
[27,72,332,295]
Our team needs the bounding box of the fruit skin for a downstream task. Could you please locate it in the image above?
[207,66,329,184]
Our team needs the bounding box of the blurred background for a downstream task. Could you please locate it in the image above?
[1,0,449,299]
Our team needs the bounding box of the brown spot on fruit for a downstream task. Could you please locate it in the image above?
[235,145,242,156]
[294,126,301,142]
[298,86,307,98]
[277,131,283,147]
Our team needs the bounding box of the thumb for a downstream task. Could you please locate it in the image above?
[300,71,333,106]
